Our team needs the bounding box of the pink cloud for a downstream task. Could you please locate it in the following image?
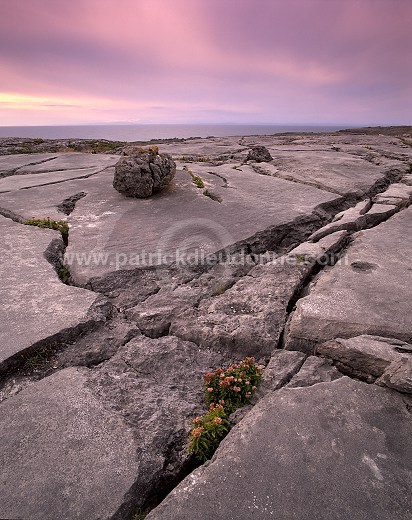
[0,0,411,125]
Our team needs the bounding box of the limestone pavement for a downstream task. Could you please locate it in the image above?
[0,130,411,519]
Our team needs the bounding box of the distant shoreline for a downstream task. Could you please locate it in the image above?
[0,123,352,142]
[0,125,411,156]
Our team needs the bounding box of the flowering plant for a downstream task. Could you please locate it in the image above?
[203,357,263,413]
[188,404,230,461]
[188,357,263,461]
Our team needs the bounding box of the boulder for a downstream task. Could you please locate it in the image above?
[113,147,176,198]
[246,145,273,163]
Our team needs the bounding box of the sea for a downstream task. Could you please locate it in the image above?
[0,124,351,142]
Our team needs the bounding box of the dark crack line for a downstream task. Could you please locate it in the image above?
[16,165,114,191]
[0,156,59,179]
[207,170,229,188]
[250,164,343,195]
[0,206,25,223]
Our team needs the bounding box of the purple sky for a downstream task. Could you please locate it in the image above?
[0,0,411,126]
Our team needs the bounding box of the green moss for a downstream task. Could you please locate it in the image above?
[25,217,69,244]
[57,266,71,281]
[192,175,205,188]
[183,166,205,188]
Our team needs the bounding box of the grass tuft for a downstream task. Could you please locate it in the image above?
[25,217,69,244]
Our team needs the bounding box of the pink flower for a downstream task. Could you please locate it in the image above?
[212,417,222,425]
[207,387,213,392]
[192,427,204,438]
[252,386,257,391]
[245,381,250,385]
[233,386,241,392]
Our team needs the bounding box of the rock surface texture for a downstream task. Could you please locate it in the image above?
[0,129,411,519]
[146,378,412,520]
[113,147,176,198]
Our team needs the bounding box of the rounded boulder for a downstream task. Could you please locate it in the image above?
[113,146,176,198]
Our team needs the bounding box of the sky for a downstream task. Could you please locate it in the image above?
[0,0,411,126]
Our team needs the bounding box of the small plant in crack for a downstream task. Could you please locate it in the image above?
[23,346,55,371]
[188,404,230,462]
[57,266,71,282]
[130,508,147,520]
[203,189,222,202]
[25,216,69,245]
[232,165,242,171]
[192,175,205,188]
[183,165,205,188]
[188,357,263,461]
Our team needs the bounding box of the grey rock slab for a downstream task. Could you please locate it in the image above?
[158,135,247,159]
[65,162,341,285]
[170,232,348,358]
[0,215,110,370]
[170,261,311,358]
[89,334,226,511]
[286,355,343,388]
[252,349,306,400]
[126,261,252,337]
[147,377,412,520]
[0,152,118,192]
[288,229,349,260]
[308,200,371,241]
[0,166,110,193]
[0,169,115,222]
[258,149,395,197]
[285,207,412,354]
[0,335,227,519]
[15,152,118,174]
[401,174,412,186]
[308,201,399,242]
[363,202,399,226]
[377,358,412,394]
[373,182,412,206]
[332,198,372,221]
[0,153,59,176]
[316,335,410,381]
[0,367,139,520]
[52,317,141,369]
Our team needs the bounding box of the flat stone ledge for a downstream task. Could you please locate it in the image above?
[147,377,412,520]
[0,216,111,370]
[0,367,138,520]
